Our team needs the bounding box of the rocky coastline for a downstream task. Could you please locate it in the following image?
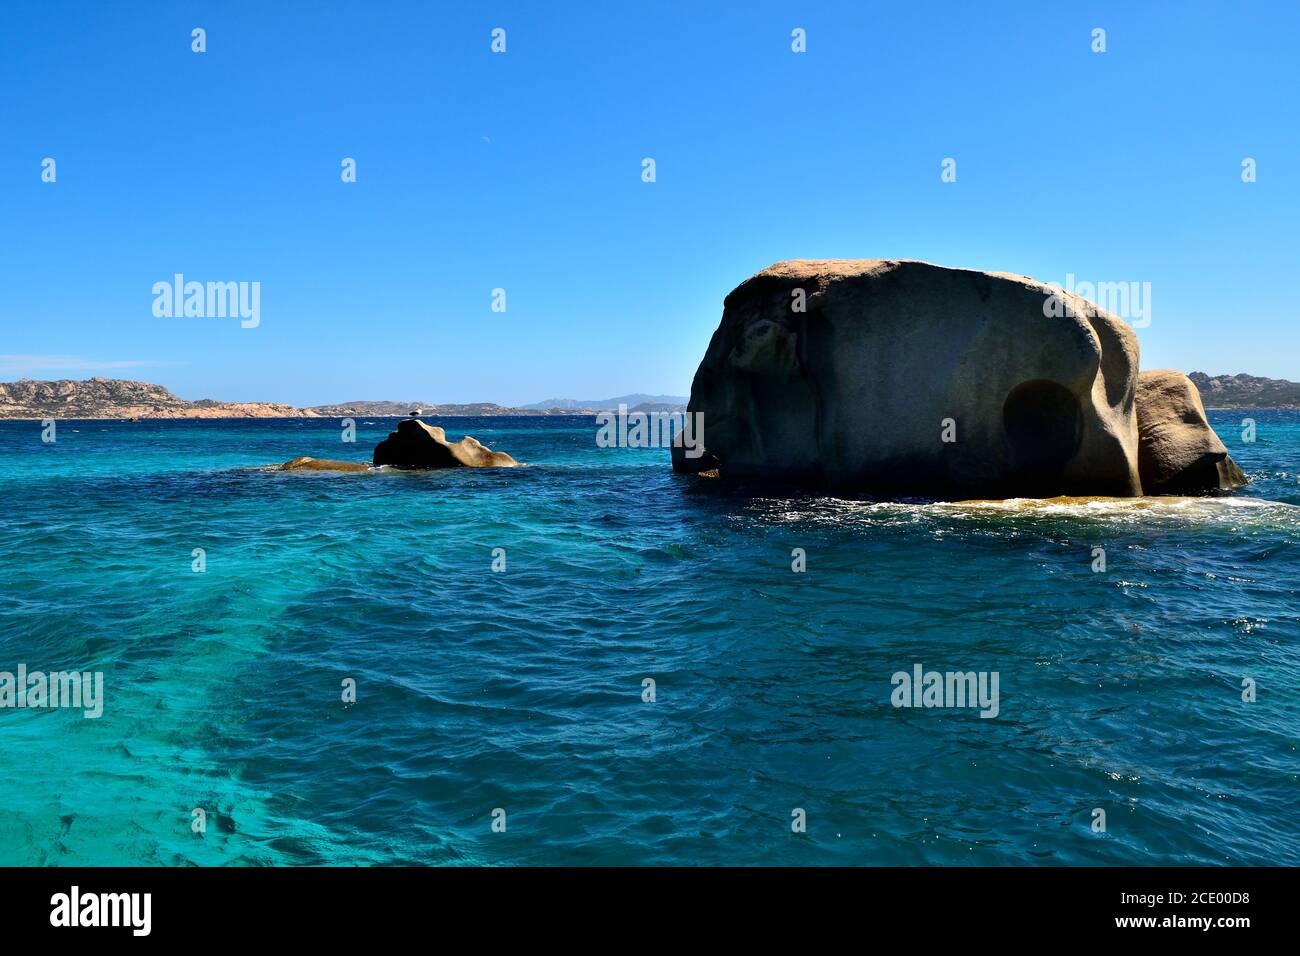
[0,378,684,420]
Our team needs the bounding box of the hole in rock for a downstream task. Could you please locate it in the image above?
[1001,379,1083,491]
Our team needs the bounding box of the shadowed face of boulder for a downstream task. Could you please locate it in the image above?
[372,419,519,469]
[674,259,1143,498]
[1136,370,1248,493]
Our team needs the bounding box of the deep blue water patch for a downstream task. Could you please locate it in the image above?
[0,413,1297,865]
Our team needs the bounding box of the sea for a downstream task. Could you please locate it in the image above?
[0,411,1297,865]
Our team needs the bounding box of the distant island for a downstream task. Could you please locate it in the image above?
[1188,372,1300,409]
[312,394,687,417]
[0,377,688,420]
[0,378,307,419]
[2,373,1293,420]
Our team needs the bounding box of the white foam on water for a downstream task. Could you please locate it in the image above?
[752,493,1300,533]
[928,494,1300,528]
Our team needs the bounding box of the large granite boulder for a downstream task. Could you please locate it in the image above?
[673,259,1143,498]
[1135,370,1248,492]
[373,419,519,469]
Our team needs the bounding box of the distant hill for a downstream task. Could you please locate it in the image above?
[1189,372,1300,408]
[0,377,313,419]
[521,394,688,411]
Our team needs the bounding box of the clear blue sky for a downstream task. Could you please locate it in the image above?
[3,1,1298,406]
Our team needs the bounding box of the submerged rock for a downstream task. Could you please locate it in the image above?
[278,456,371,472]
[674,259,1142,498]
[372,419,519,469]
[1136,370,1248,493]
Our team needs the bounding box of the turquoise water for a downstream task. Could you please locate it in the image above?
[1,412,1297,866]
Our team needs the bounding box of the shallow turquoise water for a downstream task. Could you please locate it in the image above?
[1,412,1297,865]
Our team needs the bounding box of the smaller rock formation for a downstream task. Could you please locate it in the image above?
[1136,370,1248,493]
[372,419,519,469]
[278,457,371,472]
